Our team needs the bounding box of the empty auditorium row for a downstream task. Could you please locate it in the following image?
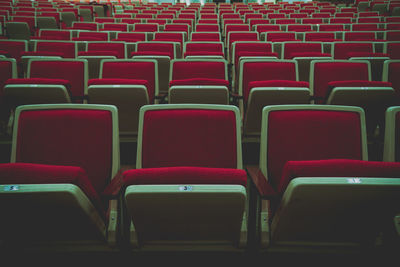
[0,0,399,259]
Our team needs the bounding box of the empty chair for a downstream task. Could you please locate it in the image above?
[113,32,146,43]
[237,58,299,98]
[247,105,376,251]
[195,23,220,32]
[226,31,259,61]
[242,80,311,142]
[88,59,159,139]
[332,42,390,81]
[34,29,72,41]
[231,42,279,89]
[344,31,383,42]
[0,104,120,252]
[190,32,221,42]
[70,22,99,31]
[26,40,78,58]
[27,58,88,103]
[325,80,396,158]
[72,31,109,41]
[132,41,178,60]
[169,58,229,104]
[183,41,224,59]
[281,42,329,59]
[79,41,126,59]
[104,104,248,251]
[310,60,371,104]
[152,32,185,57]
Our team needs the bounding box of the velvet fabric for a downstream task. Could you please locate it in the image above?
[15,109,113,197]
[279,159,400,195]
[141,109,237,168]
[101,61,156,103]
[0,163,105,217]
[312,61,370,103]
[266,110,363,189]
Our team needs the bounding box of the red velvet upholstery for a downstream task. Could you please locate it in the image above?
[136,42,175,59]
[241,61,297,97]
[15,109,113,196]
[256,24,281,33]
[171,61,226,80]
[283,42,324,59]
[153,32,184,48]
[86,42,125,58]
[0,163,104,216]
[37,30,71,40]
[305,32,340,42]
[319,24,346,31]
[387,43,400,59]
[333,42,374,59]
[78,50,120,57]
[5,78,72,97]
[266,109,363,189]
[195,24,220,32]
[141,109,237,168]
[233,42,274,67]
[88,78,148,87]
[29,60,86,102]
[133,23,159,32]
[0,41,26,60]
[245,80,309,103]
[326,80,394,102]
[72,32,108,41]
[265,32,297,42]
[345,32,380,41]
[227,32,259,49]
[279,159,400,195]
[312,61,369,103]
[123,167,247,186]
[114,32,146,42]
[100,61,156,103]
[352,23,380,31]
[185,42,223,54]
[101,23,128,32]
[36,41,76,58]
[169,78,229,87]
[70,22,98,31]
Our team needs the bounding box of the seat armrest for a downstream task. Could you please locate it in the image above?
[246,165,278,200]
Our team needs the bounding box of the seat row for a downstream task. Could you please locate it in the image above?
[1,103,399,253]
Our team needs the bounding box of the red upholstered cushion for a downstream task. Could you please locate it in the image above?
[246,80,309,103]
[15,109,113,196]
[136,43,175,59]
[235,51,278,67]
[0,163,105,216]
[334,43,374,59]
[283,43,323,59]
[141,109,237,168]
[288,52,331,59]
[266,110,363,189]
[279,159,400,194]
[169,78,229,87]
[172,61,226,80]
[242,61,297,96]
[29,60,86,102]
[131,51,172,58]
[36,42,76,58]
[184,51,225,57]
[312,62,370,103]
[87,42,126,58]
[20,51,65,58]
[78,50,120,57]
[123,167,247,186]
[0,41,27,60]
[88,78,149,87]
[6,78,70,87]
[347,52,389,58]
[101,61,156,103]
